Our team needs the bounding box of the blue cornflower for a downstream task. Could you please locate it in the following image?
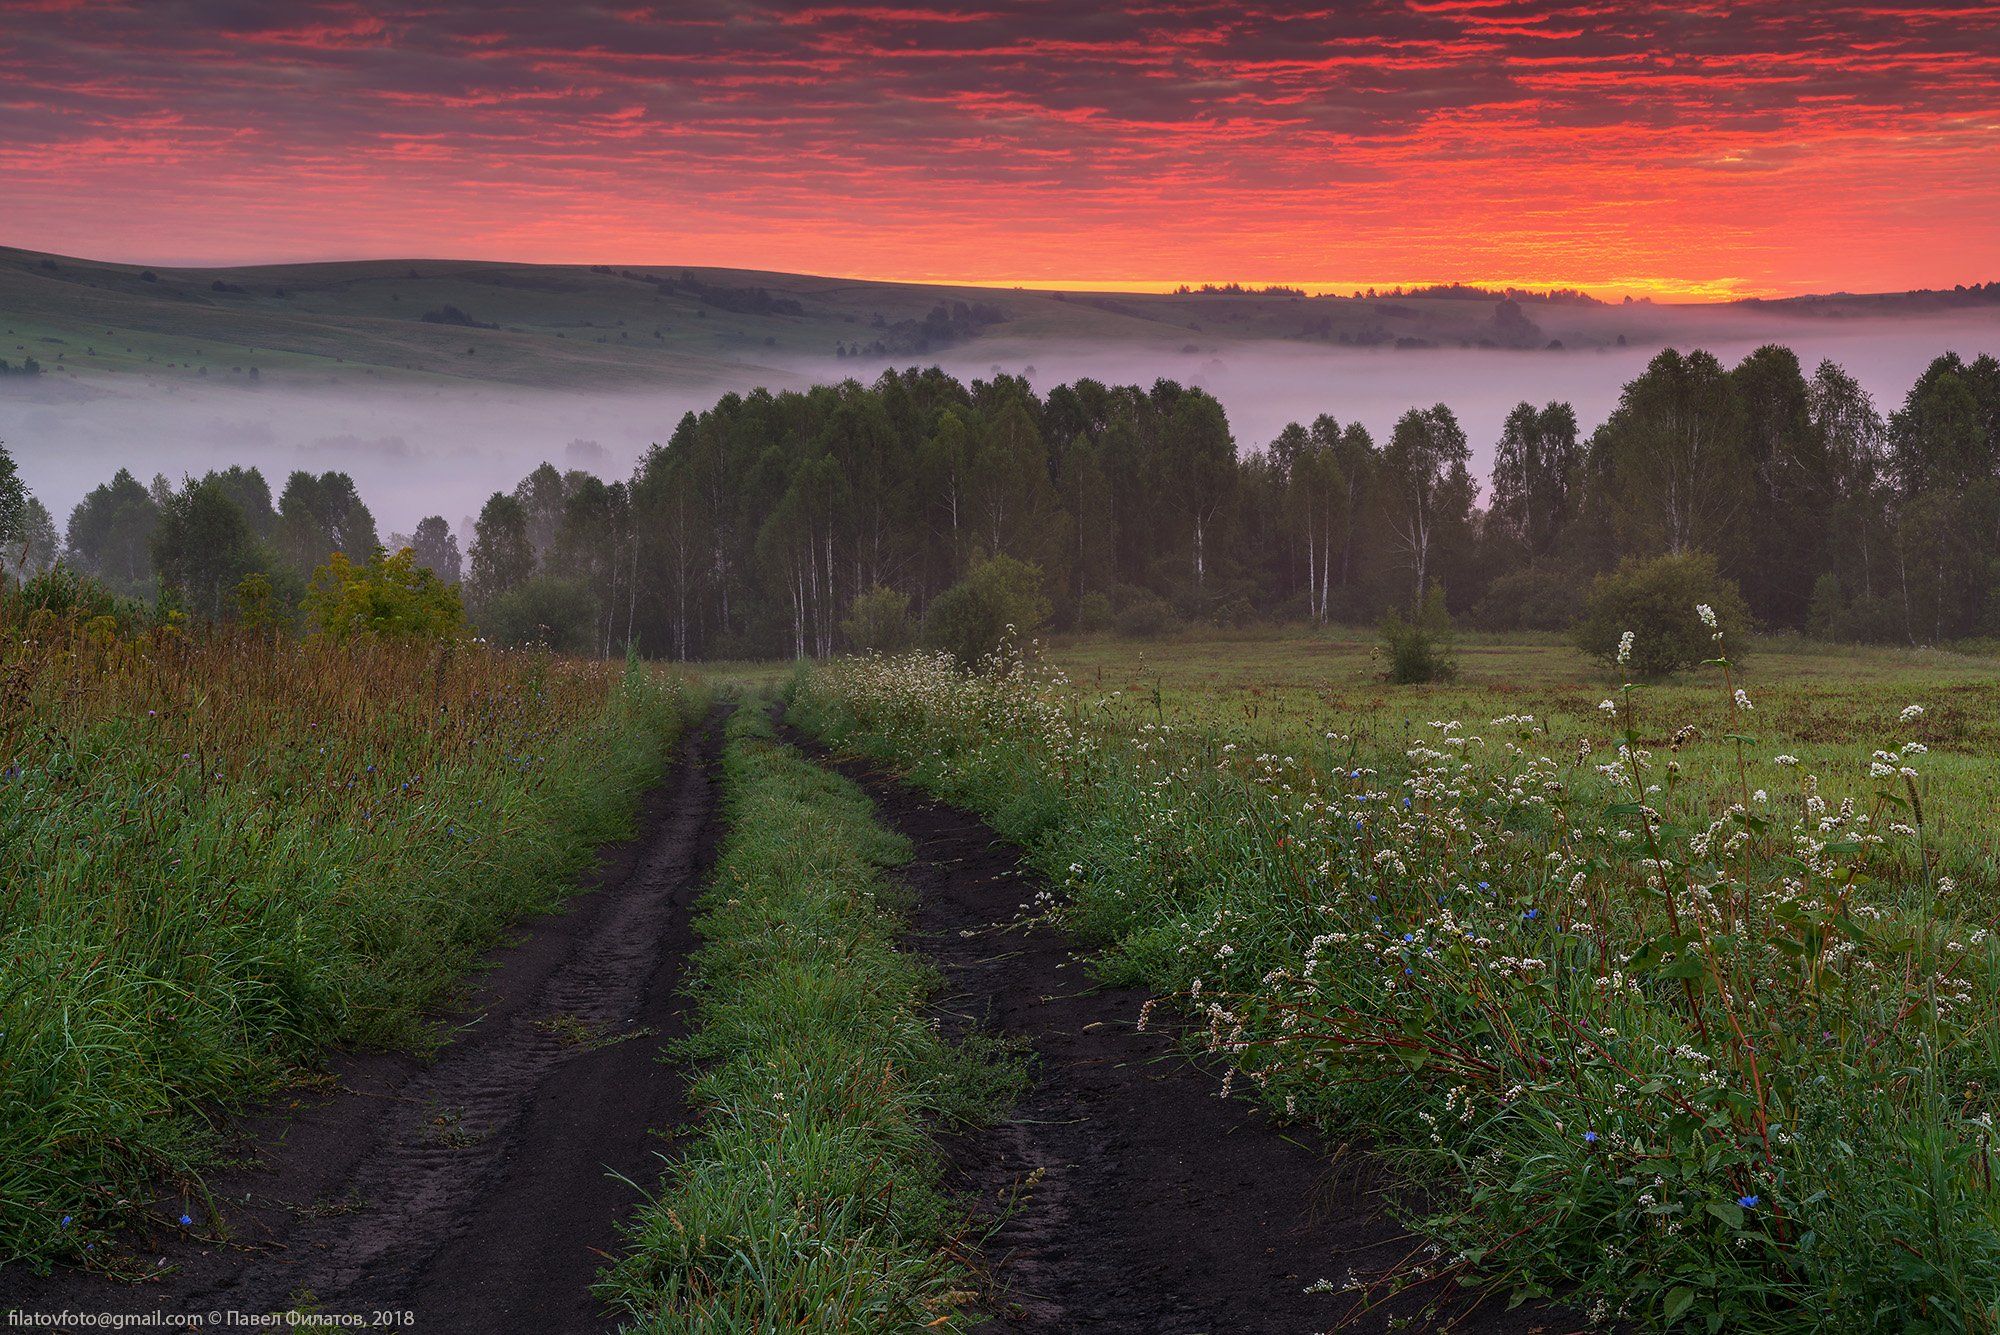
[1402,932,1414,942]
[1523,908,1539,920]
[1583,1131,1599,1144]
[1478,881,1490,890]
[179,1213,194,1226]
[1738,1195,1759,1209]
[1402,797,1411,808]
[60,1215,72,1228]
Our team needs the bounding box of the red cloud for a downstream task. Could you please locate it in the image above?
[0,0,1993,298]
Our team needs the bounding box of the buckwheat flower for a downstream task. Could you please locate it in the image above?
[1616,630,1635,665]
[1598,698,1617,714]
[1734,688,1753,711]
[1773,754,1799,767]
[1900,704,1925,723]
[1696,603,1718,629]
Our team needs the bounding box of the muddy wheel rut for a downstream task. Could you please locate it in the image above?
[2,706,728,1334]
[789,728,1572,1335]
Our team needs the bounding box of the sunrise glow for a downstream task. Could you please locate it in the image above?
[3,2,1998,297]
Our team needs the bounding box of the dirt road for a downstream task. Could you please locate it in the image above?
[6,702,1570,1334]
[793,729,1572,1334]
[0,709,725,1334]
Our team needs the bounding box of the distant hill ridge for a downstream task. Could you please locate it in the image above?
[2,244,1994,391]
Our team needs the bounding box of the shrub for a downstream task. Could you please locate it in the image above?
[234,571,291,634]
[1074,592,1113,633]
[1215,594,1258,629]
[922,555,1050,668]
[1113,589,1175,639]
[1806,572,1844,641]
[1576,552,1750,677]
[1470,565,1582,631]
[1806,574,1900,644]
[9,565,146,631]
[304,548,467,643]
[839,585,911,654]
[478,575,597,652]
[1379,586,1458,683]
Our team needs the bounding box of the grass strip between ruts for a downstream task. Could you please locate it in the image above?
[599,702,1018,1334]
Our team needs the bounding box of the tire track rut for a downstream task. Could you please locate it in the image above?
[3,706,727,1333]
[789,725,1573,1334]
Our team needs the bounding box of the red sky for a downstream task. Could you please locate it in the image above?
[3,1,1997,300]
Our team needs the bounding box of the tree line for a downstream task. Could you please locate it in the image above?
[7,342,1998,654]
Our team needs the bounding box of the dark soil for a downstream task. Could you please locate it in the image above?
[0,708,726,1333]
[790,730,1579,1335]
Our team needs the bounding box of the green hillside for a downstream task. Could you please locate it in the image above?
[6,245,1993,391]
[0,247,1702,390]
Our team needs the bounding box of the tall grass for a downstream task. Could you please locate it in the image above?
[599,705,1017,1333]
[792,648,2000,1332]
[0,602,695,1267]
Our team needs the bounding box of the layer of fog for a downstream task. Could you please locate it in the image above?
[4,308,1997,543]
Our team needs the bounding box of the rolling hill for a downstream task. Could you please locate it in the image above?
[10,245,1992,393]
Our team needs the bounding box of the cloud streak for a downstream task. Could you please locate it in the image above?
[2,1,1996,295]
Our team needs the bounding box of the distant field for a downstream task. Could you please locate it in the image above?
[1043,627,2000,884]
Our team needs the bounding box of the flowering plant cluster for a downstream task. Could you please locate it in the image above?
[793,632,1998,1331]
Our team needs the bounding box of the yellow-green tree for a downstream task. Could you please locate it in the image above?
[303,548,467,642]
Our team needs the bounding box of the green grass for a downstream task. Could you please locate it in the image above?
[1046,627,2000,895]
[599,703,1018,1334]
[793,638,2000,1332]
[0,610,701,1268]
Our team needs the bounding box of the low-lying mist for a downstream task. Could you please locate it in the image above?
[5,309,1997,540]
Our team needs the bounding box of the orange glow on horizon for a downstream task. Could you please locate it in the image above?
[871,275,1763,303]
[1,1,1994,297]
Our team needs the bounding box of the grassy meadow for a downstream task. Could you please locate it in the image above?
[792,626,2000,1331]
[0,602,698,1267]
[1046,628,2000,895]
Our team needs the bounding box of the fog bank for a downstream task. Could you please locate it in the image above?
[5,310,1997,541]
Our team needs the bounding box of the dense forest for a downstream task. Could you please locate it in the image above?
[8,342,2000,656]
